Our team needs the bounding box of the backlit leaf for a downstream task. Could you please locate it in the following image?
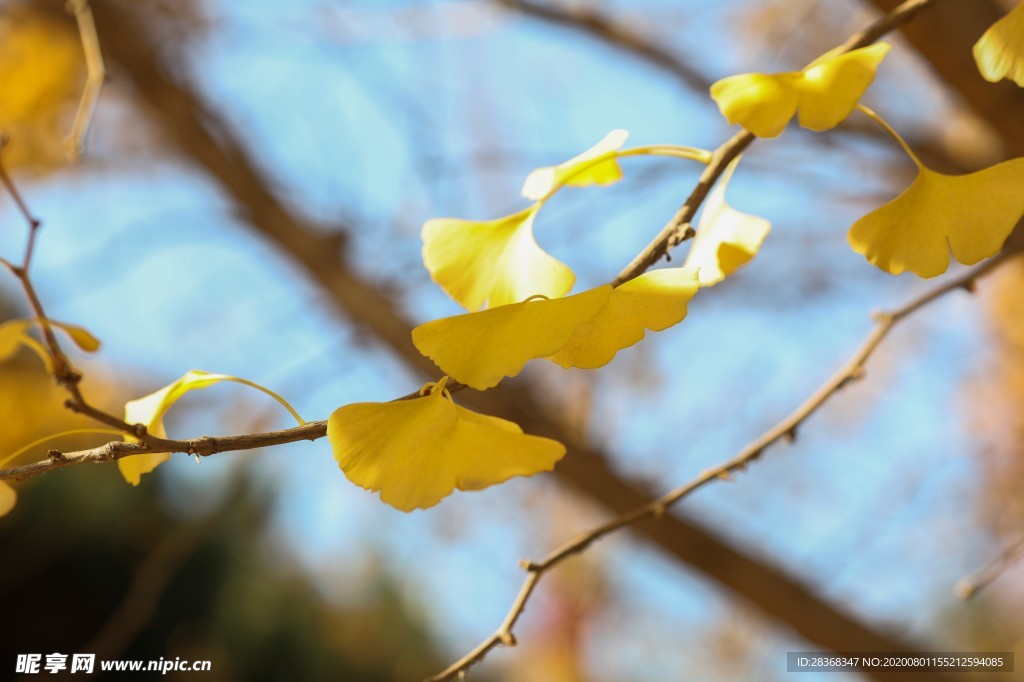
[974,1,1024,87]
[549,268,701,369]
[849,160,1024,277]
[422,207,575,311]
[685,157,771,286]
[0,9,85,170]
[328,379,565,511]
[0,481,15,517]
[119,370,305,485]
[710,43,890,138]
[521,129,629,200]
[412,286,611,389]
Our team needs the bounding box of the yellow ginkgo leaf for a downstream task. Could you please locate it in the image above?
[422,206,575,311]
[849,160,1024,277]
[412,286,611,389]
[0,9,85,170]
[48,319,101,352]
[974,1,1024,87]
[0,481,15,518]
[0,318,100,365]
[549,268,701,369]
[521,129,629,201]
[685,157,771,286]
[328,378,565,511]
[711,43,891,138]
[119,370,305,485]
[0,321,29,361]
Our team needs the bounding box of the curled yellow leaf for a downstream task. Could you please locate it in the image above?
[974,1,1024,87]
[328,379,565,511]
[685,157,771,286]
[0,318,100,366]
[849,160,1024,277]
[521,129,629,200]
[0,481,15,518]
[549,269,700,369]
[119,370,305,485]
[412,286,611,389]
[711,43,891,138]
[422,206,575,311]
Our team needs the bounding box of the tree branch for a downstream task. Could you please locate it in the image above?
[494,0,712,93]
[425,249,1018,681]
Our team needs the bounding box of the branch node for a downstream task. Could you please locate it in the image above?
[652,502,668,518]
[961,279,978,295]
[498,632,517,647]
[518,559,539,572]
[784,427,798,443]
[47,449,66,462]
[188,436,217,457]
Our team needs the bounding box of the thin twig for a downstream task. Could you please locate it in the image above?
[424,248,1018,682]
[0,139,153,443]
[955,535,1024,599]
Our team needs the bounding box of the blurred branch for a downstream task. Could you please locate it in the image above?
[864,0,1024,157]
[427,249,1019,681]
[44,0,950,673]
[493,0,711,92]
[955,535,1024,600]
[66,0,106,160]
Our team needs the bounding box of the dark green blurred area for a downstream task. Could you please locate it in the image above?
[0,466,453,681]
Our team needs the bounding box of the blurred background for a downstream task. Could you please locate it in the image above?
[1,0,1023,680]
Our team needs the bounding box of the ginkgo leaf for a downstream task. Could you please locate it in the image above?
[521,129,629,200]
[0,9,85,170]
[711,43,891,138]
[685,158,771,286]
[48,320,101,352]
[0,318,100,364]
[974,1,1024,87]
[0,321,28,361]
[849,159,1024,277]
[549,268,701,369]
[412,286,612,389]
[422,206,575,311]
[328,378,565,511]
[0,481,15,518]
[119,370,305,485]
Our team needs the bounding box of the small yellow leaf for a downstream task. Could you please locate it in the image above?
[328,379,565,511]
[412,286,611,389]
[0,318,99,365]
[710,43,890,138]
[119,370,305,485]
[974,1,1024,87]
[0,321,31,361]
[422,206,575,311]
[849,159,1024,277]
[710,72,800,138]
[521,129,629,200]
[685,158,771,286]
[0,481,15,517]
[48,319,101,352]
[549,268,701,369]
